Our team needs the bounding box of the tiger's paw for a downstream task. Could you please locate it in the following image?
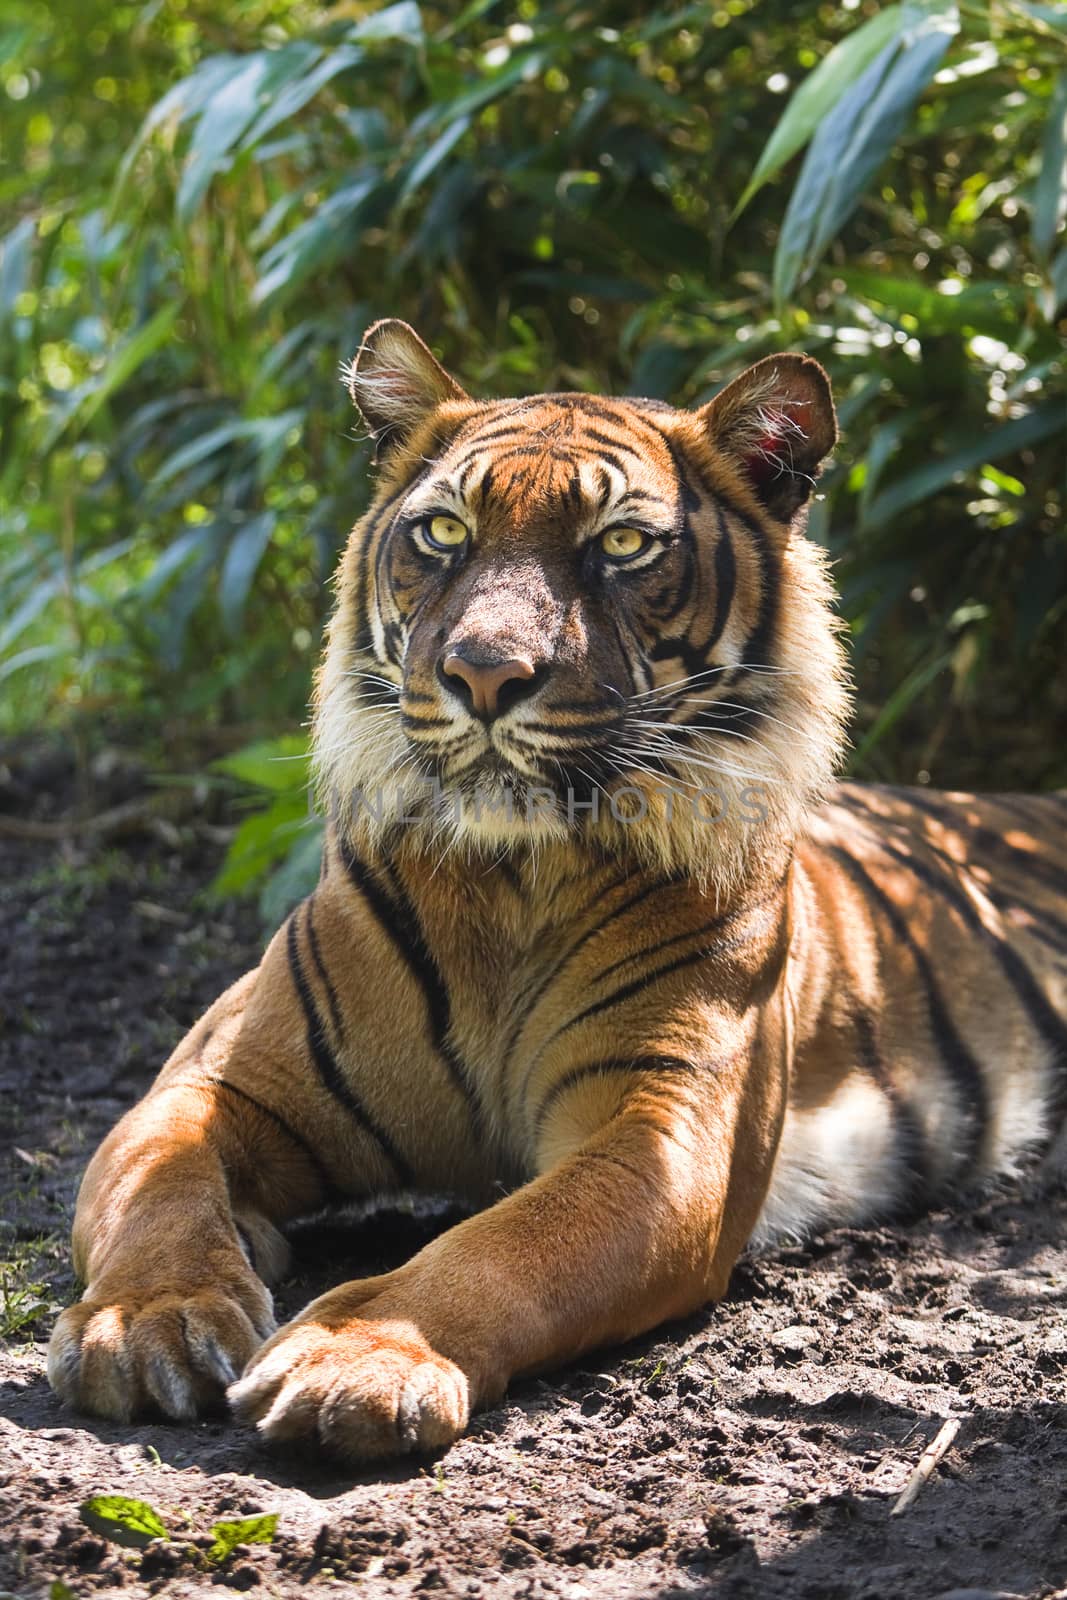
[228,1315,470,1463]
[48,1270,276,1423]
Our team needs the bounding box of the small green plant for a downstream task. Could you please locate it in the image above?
[205,1514,279,1564]
[0,1240,63,1340]
[210,733,323,923]
[80,1496,169,1549]
[78,1496,279,1564]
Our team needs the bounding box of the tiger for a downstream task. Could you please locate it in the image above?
[47,320,1067,1464]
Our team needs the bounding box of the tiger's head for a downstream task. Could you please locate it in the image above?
[314,320,849,886]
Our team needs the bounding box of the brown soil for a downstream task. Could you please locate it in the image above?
[2,742,1066,1600]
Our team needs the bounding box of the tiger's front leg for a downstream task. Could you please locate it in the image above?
[230,1034,787,1463]
[48,875,467,1423]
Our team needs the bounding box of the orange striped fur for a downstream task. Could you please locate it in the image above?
[49,322,1067,1461]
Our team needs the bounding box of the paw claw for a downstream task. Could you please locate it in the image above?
[229,1316,470,1463]
[47,1270,273,1423]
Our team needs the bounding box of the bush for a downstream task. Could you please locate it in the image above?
[2,0,1064,822]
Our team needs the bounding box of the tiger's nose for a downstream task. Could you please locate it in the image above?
[440,650,539,721]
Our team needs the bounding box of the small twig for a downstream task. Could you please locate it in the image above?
[891,1417,961,1516]
[0,792,189,842]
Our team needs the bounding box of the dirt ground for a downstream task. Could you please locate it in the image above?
[2,742,1066,1600]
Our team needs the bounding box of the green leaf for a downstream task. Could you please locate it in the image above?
[0,642,68,681]
[400,116,471,203]
[177,55,274,223]
[0,216,35,331]
[253,176,386,305]
[346,1,424,46]
[734,4,909,216]
[864,401,1065,529]
[153,411,301,488]
[1033,70,1067,263]
[774,4,958,306]
[42,303,180,452]
[1045,245,1067,319]
[206,1512,279,1565]
[80,1495,169,1549]
[113,54,246,200]
[851,649,954,769]
[259,824,324,926]
[212,794,310,897]
[832,268,1025,334]
[239,45,363,151]
[213,734,309,791]
[219,512,276,634]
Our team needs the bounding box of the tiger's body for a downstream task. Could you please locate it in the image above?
[48,324,1067,1462]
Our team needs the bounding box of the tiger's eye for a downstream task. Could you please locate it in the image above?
[600,526,648,561]
[427,515,469,548]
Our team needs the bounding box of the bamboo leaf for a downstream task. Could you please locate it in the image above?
[1033,70,1067,262]
[259,826,324,926]
[864,402,1064,529]
[774,4,958,306]
[239,45,362,151]
[346,1,424,46]
[219,512,276,634]
[113,54,246,200]
[42,303,180,452]
[0,216,35,331]
[734,4,908,217]
[851,650,954,768]
[177,55,273,223]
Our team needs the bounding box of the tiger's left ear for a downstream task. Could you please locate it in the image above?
[698,354,836,522]
[346,319,470,456]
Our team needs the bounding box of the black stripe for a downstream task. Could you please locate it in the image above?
[828,847,988,1163]
[521,716,622,739]
[558,944,735,1036]
[881,785,1067,904]
[705,504,737,654]
[584,914,729,995]
[492,444,582,466]
[206,1075,338,1203]
[580,425,642,457]
[304,895,345,1045]
[501,874,683,1075]
[879,838,1067,1115]
[549,393,652,426]
[850,1006,930,1206]
[339,840,482,1129]
[533,1055,698,1137]
[286,912,412,1184]
[529,895,784,1089]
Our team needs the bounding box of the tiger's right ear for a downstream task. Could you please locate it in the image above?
[345,320,469,456]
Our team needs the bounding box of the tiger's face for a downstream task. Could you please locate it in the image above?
[315,321,850,877]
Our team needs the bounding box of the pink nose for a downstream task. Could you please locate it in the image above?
[441,652,536,720]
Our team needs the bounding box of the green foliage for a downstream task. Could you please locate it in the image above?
[1,0,1065,851]
[206,1512,279,1563]
[80,1495,169,1548]
[212,732,322,916]
[77,1496,279,1564]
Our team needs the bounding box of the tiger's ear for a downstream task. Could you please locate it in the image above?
[698,354,836,521]
[345,320,469,456]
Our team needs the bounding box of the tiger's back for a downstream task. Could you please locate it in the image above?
[758,783,1067,1245]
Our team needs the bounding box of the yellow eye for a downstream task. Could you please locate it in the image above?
[427,514,469,549]
[600,526,648,561]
